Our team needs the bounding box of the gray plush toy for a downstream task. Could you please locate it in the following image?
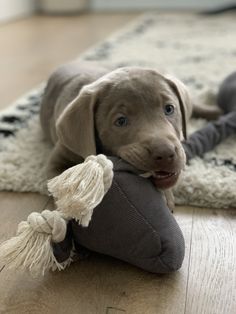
[183,71,236,160]
[0,72,236,276]
[53,156,185,274]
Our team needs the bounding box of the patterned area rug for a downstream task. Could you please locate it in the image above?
[0,13,236,208]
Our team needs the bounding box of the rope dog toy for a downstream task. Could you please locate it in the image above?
[0,155,113,275]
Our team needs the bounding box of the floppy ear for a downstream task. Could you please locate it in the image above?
[56,77,111,159]
[165,75,192,140]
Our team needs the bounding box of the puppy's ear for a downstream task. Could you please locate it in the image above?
[165,75,192,140]
[56,77,111,159]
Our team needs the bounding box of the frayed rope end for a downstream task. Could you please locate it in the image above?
[0,210,68,276]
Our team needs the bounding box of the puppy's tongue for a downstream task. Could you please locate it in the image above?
[151,171,179,189]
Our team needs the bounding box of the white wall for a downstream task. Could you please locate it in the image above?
[0,0,232,22]
[91,0,232,11]
[0,0,36,23]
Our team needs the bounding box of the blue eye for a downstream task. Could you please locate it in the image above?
[164,104,175,116]
[115,116,128,127]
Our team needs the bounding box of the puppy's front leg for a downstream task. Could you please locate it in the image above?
[47,142,83,179]
[163,189,175,213]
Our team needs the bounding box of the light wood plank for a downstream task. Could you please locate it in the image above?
[0,192,49,241]
[185,208,236,314]
[0,206,193,314]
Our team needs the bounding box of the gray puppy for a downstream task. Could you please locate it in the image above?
[40,61,193,209]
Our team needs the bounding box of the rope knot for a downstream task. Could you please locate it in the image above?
[18,210,66,243]
[85,154,113,192]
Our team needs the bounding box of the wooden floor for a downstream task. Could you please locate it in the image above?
[0,13,235,314]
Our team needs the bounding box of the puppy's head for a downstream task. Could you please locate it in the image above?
[56,67,192,189]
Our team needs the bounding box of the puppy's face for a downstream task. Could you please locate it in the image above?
[56,67,192,190]
[96,70,186,189]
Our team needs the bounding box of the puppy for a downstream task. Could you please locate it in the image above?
[40,61,193,210]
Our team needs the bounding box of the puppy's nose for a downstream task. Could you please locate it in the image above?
[152,145,176,163]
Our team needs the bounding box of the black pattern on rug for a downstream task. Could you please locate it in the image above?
[0,89,43,144]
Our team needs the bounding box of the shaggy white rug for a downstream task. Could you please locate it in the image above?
[0,13,236,208]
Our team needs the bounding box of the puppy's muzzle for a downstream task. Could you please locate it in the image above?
[118,137,185,190]
[145,139,184,189]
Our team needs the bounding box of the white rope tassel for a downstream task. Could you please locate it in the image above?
[0,210,69,276]
[48,154,114,227]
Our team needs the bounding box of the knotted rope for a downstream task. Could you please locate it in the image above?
[0,155,113,275]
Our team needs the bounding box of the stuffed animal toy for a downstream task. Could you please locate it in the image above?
[183,70,236,159]
[0,72,236,276]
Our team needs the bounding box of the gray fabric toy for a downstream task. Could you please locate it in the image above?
[53,157,185,274]
[183,71,236,159]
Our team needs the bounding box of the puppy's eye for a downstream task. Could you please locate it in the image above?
[115,116,128,127]
[164,104,175,116]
